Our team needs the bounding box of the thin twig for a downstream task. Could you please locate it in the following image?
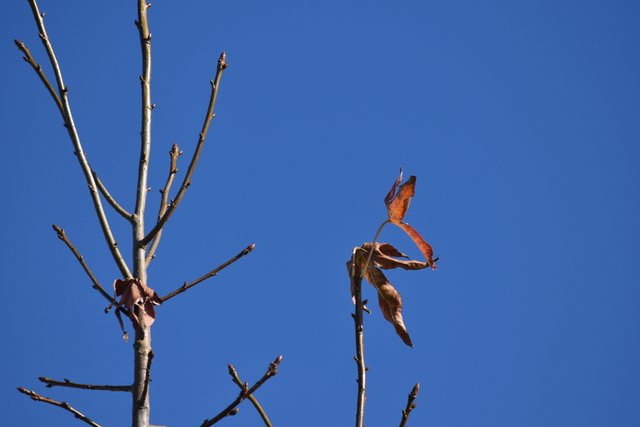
[350,248,367,427]
[228,364,273,427]
[138,351,154,407]
[17,387,102,427]
[39,377,132,392]
[161,243,255,303]
[13,39,63,115]
[92,170,133,220]
[399,383,420,427]
[52,224,116,306]
[140,52,228,248]
[360,220,390,279]
[200,356,283,427]
[146,143,183,265]
[24,0,131,278]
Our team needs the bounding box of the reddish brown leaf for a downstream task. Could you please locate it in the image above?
[386,175,416,224]
[383,171,437,270]
[113,279,161,336]
[396,223,437,270]
[361,242,428,271]
[376,243,409,259]
[364,266,413,347]
[384,168,404,206]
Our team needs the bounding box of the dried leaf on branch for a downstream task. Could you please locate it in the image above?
[114,279,162,337]
[384,169,437,270]
[351,242,428,347]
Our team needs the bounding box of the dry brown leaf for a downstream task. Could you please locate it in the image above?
[386,172,416,224]
[114,279,161,336]
[397,223,436,270]
[384,171,437,270]
[364,266,413,347]
[361,242,428,271]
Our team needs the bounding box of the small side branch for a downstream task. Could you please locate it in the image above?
[92,170,133,220]
[228,364,273,427]
[140,52,228,248]
[398,383,420,427]
[52,224,116,306]
[24,0,132,278]
[146,143,183,265]
[200,356,282,427]
[13,40,63,115]
[161,243,255,303]
[17,387,102,427]
[350,248,367,427]
[39,377,132,392]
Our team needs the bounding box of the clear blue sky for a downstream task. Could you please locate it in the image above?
[2,1,639,426]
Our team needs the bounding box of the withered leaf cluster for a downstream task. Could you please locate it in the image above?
[350,170,437,347]
[114,279,161,340]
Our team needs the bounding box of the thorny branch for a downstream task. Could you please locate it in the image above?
[38,377,132,392]
[398,383,420,427]
[21,0,132,279]
[161,243,255,303]
[228,364,273,427]
[17,387,102,427]
[200,356,283,427]
[140,52,228,248]
[146,143,183,265]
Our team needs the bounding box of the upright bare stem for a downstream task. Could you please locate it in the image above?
[146,144,182,265]
[132,1,153,426]
[398,383,420,427]
[350,249,366,427]
[140,53,228,248]
[24,0,131,279]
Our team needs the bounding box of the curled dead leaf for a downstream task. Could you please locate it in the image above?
[361,242,428,271]
[364,266,413,347]
[113,279,161,337]
[349,243,425,347]
[384,171,437,270]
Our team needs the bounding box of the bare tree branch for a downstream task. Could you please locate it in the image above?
[200,356,283,427]
[350,248,367,427]
[228,364,273,427]
[13,39,63,115]
[52,224,116,306]
[140,52,228,248]
[133,0,153,274]
[38,377,132,392]
[92,170,133,220]
[17,387,102,427]
[398,383,420,427]
[23,0,132,279]
[160,243,255,303]
[146,143,183,265]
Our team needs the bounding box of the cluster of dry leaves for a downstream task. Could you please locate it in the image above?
[350,170,437,347]
[113,279,162,341]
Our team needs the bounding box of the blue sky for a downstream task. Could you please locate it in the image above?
[2,1,639,426]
